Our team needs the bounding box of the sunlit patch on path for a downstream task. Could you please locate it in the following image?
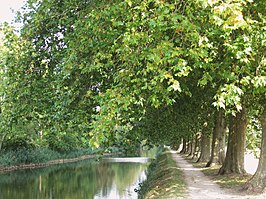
[170,150,266,199]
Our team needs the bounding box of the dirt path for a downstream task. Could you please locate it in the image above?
[170,150,266,199]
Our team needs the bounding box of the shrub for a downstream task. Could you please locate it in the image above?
[0,147,96,166]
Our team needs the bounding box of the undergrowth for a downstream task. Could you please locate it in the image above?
[0,148,100,166]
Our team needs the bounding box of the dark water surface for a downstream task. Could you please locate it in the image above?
[0,156,151,199]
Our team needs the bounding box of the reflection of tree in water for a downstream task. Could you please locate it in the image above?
[0,162,102,199]
[94,162,148,198]
[0,159,148,199]
[94,162,116,197]
[112,162,147,197]
[0,161,104,199]
[42,163,117,199]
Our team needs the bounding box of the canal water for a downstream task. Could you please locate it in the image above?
[0,154,154,199]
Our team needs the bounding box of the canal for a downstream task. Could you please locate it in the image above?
[0,154,153,199]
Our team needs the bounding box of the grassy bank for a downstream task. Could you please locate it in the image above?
[139,148,187,199]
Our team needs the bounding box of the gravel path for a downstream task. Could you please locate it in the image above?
[170,150,266,199]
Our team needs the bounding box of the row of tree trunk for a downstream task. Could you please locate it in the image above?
[179,108,266,193]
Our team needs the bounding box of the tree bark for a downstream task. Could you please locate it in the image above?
[39,123,43,145]
[217,117,226,165]
[188,136,194,157]
[197,132,211,162]
[219,107,247,175]
[206,110,226,167]
[185,140,190,154]
[187,142,192,156]
[243,108,266,192]
[0,133,7,151]
[180,138,187,154]
[192,133,200,160]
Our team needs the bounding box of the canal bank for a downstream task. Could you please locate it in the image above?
[138,148,187,199]
[0,152,122,173]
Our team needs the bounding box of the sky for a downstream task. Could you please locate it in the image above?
[0,0,26,24]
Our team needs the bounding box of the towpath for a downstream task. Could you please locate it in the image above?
[170,150,266,199]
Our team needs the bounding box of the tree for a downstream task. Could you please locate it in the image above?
[206,110,226,166]
[219,105,247,174]
[199,0,265,189]
[244,107,266,192]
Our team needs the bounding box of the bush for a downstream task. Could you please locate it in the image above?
[26,148,61,163]
[0,147,97,166]
[3,136,36,151]
[59,148,93,159]
[0,148,61,166]
[0,151,15,166]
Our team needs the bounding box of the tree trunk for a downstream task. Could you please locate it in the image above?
[188,136,194,157]
[243,109,266,192]
[192,133,200,160]
[217,116,226,165]
[206,110,226,167]
[39,123,43,145]
[187,141,192,155]
[185,140,190,154]
[180,138,187,154]
[219,107,247,175]
[197,132,211,162]
[206,121,218,167]
[0,133,7,151]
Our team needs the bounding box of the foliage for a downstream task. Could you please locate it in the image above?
[246,117,262,158]
[0,147,96,166]
[0,148,59,166]
[0,0,265,177]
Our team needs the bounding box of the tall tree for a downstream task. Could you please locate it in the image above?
[244,107,266,192]
[206,110,226,166]
[219,105,247,174]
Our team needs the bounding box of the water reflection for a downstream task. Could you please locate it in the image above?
[0,158,149,199]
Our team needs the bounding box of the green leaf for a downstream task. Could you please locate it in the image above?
[169,80,181,92]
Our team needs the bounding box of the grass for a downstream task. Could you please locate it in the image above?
[212,173,252,189]
[184,155,252,190]
[139,149,187,199]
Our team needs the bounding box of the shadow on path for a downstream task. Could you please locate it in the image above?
[170,150,265,199]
